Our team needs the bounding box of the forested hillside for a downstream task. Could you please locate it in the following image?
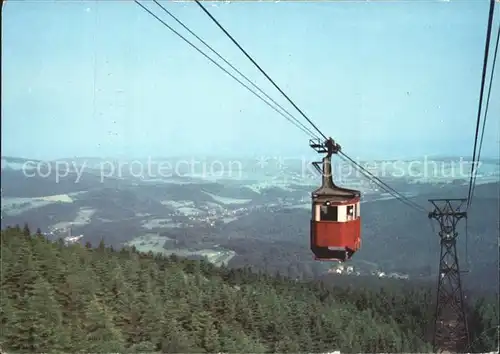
[1,224,497,353]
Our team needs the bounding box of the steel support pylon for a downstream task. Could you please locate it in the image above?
[428,199,469,353]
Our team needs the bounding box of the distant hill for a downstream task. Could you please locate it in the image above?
[1,155,497,295]
[221,182,498,292]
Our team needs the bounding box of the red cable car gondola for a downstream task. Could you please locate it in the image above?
[310,138,361,262]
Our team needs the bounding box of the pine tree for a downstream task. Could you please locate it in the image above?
[23,223,30,237]
[84,298,125,352]
[201,315,220,353]
[11,277,68,352]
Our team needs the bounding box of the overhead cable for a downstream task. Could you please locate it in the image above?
[339,152,427,213]
[152,0,319,140]
[194,0,328,141]
[134,0,316,138]
[142,0,429,214]
[467,0,496,209]
[469,22,499,207]
[196,0,427,213]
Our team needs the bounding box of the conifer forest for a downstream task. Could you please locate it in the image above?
[1,224,498,353]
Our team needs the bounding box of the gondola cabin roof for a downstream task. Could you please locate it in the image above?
[312,184,360,202]
[311,155,360,204]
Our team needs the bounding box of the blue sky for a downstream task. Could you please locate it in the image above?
[2,0,499,160]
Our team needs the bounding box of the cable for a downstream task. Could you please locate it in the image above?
[141,0,428,214]
[194,0,328,141]
[152,0,319,140]
[464,217,470,272]
[469,22,500,207]
[339,151,426,211]
[338,152,427,213]
[134,0,316,138]
[467,0,496,209]
[341,153,427,212]
[194,0,430,214]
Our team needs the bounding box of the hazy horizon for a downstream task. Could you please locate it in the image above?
[2,153,500,163]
